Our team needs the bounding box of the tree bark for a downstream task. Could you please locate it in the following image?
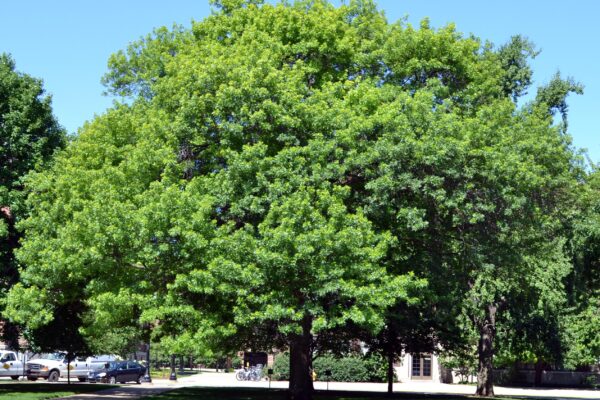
[534,358,543,387]
[387,351,394,394]
[170,354,177,380]
[476,305,496,397]
[67,352,71,385]
[288,316,314,400]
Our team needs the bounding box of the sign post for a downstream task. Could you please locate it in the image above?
[267,368,273,389]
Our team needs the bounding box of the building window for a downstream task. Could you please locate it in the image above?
[412,355,421,376]
[411,354,432,380]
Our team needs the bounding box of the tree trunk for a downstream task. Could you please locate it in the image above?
[534,358,543,387]
[170,354,177,380]
[476,305,496,397]
[387,351,394,394]
[67,354,71,385]
[288,316,314,400]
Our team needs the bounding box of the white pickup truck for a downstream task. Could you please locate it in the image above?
[26,353,119,382]
[0,350,24,380]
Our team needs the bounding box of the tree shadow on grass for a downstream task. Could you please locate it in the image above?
[0,383,113,399]
[140,387,529,400]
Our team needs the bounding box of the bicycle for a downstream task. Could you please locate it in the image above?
[235,365,263,381]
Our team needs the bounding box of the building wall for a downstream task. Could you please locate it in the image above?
[395,352,442,383]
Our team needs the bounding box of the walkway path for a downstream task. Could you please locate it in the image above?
[56,371,600,399]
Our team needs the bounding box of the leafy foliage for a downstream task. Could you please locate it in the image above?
[273,351,392,383]
[560,169,600,368]
[535,72,584,130]
[496,35,538,102]
[0,53,65,348]
[272,352,290,381]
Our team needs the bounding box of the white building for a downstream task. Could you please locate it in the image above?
[395,352,444,382]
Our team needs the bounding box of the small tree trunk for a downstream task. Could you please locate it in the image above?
[387,351,394,394]
[288,315,314,400]
[534,358,543,387]
[476,305,496,397]
[170,354,177,380]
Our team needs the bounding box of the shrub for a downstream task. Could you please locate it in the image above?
[231,355,242,369]
[273,352,290,381]
[584,374,598,388]
[273,352,392,382]
[314,353,390,382]
[440,349,477,383]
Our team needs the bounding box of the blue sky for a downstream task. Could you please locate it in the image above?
[2,1,598,163]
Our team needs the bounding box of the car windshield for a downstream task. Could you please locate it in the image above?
[105,361,119,370]
[41,353,66,361]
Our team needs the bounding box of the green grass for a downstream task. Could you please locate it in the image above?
[0,383,113,400]
[141,387,527,400]
[150,368,201,380]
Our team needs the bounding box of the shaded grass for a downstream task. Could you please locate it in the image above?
[141,387,527,400]
[0,383,112,400]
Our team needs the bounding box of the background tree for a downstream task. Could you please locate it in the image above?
[561,168,600,369]
[351,31,580,395]
[0,53,65,348]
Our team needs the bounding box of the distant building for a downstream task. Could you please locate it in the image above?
[396,352,441,382]
[395,352,465,383]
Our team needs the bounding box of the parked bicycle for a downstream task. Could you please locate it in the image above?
[235,364,263,381]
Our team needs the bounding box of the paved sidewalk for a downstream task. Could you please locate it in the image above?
[56,372,600,399]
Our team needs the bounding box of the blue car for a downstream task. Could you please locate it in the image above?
[88,360,146,384]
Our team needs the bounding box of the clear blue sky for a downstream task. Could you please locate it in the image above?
[2,1,598,163]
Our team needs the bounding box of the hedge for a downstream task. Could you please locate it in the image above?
[273,352,395,382]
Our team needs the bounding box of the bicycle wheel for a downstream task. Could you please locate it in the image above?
[236,370,245,381]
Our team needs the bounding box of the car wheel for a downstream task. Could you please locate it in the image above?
[78,377,87,382]
[109,376,117,385]
[48,370,60,382]
[136,375,143,384]
[10,376,19,381]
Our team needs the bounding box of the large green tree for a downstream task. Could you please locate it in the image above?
[5,1,582,398]
[0,54,65,347]
[561,168,600,369]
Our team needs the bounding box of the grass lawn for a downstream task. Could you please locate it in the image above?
[141,387,526,400]
[150,368,201,380]
[0,383,113,400]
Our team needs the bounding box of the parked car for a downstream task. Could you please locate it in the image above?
[26,352,88,382]
[85,355,120,380]
[0,350,24,380]
[87,360,145,384]
[26,353,119,382]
